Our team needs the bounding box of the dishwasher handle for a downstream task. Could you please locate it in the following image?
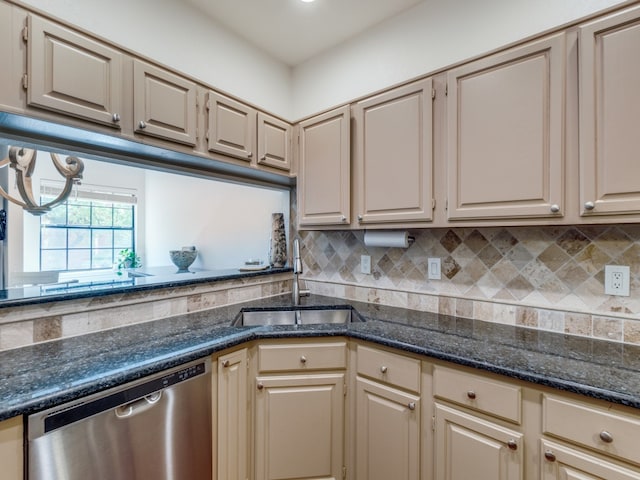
[115,391,162,418]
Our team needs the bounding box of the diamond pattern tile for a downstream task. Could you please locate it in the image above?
[298,225,640,317]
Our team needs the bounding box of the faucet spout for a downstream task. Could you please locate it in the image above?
[292,239,309,305]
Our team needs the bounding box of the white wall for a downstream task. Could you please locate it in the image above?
[18,0,294,119]
[144,170,289,270]
[291,0,629,118]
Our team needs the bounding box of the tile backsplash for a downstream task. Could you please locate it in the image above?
[298,225,640,343]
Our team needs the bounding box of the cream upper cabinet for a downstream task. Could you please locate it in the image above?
[257,112,292,172]
[253,341,347,480]
[133,59,198,146]
[216,348,249,480]
[26,14,123,128]
[298,106,351,227]
[352,78,434,225]
[0,2,26,113]
[354,344,421,480]
[446,33,565,220]
[578,5,640,217]
[0,416,23,480]
[207,91,256,162]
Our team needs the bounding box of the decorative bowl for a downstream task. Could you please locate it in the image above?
[169,249,197,271]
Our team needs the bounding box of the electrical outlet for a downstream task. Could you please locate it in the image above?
[604,265,630,296]
[361,255,371,275]
[428,257,441,280]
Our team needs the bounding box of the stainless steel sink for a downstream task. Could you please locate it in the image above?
[233,308,359,326]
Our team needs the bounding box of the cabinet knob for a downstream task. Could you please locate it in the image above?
[357,214,363,222]
[544,450,556,462]
[247,151,253,158]
[257,382,264,390]
[112,113,121,123]
[507,439,518,451]
[221,359,230,368]
[260,155,266,161]
[341,216,347,223]
[380,366,388,374]
[584,201,595,211]
[300,355,307,364]
[408,402,416,411]
[599,430,614,443]
[550,204,560,213]
[467,390,476,400]
[138,120,147,129]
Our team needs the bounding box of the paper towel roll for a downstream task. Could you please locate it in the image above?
[364,231,413,248]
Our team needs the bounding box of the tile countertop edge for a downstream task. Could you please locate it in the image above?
[1,294,640,421]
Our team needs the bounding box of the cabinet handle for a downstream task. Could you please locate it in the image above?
[357,214,363,222]
[507,440,518,451]
[544,450,556,462]
[550,204,560,213]
[112,113,121,123]
[467,390,476,399]
[221,359,230,368]
[138,120,147,129]
[300,355,307,364]
[380,366,388,374]
[584,201,595,211]
[257,382,264,390]
[599,430,614,443]
[408,402,416,411]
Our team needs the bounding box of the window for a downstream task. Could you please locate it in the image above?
[40,184,136,272]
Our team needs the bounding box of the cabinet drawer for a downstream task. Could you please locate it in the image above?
[356,344,420,393]
[543,394,640,465]
[258,342,347,372]
[433,365,522,424]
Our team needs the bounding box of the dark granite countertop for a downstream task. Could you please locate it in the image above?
[0,266,291,309]
[1,293,639,421]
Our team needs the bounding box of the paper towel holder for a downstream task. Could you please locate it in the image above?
[363,230,415,248]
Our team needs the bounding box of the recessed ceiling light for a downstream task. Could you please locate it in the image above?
[300,0,316,3]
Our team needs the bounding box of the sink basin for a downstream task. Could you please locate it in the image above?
[233,308,359,326]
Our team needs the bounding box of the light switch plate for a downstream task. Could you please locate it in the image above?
[428,257,441,280]
[361,255,371,275]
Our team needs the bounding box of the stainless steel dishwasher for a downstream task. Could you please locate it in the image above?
[28,357,212,480]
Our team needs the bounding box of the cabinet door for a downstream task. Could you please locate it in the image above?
[540,440,640,480]
[0,2,25,113]
[133,60,197,145]
[434,403,523,480]
[257,112,292,172]
[217,349,248,480]
[355,377,420,480]
[27,14,123,128]
[254,373,345,480]
[353,78,433,224]
[0,416,23,480]
[446,34,565,220]
[579,6,640,217]
[207,91,256,162]
[298,106,351,226]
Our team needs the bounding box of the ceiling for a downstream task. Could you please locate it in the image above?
[184,0,425,66]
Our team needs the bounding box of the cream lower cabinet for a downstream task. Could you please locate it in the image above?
[216,348,249,480]
[253,341,347,480]
[434,404,523,480]
[354,343,422,480]
[355,377,420,480]
[0,416,23,480]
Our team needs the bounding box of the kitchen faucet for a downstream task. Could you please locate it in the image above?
[292,238,310,305]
